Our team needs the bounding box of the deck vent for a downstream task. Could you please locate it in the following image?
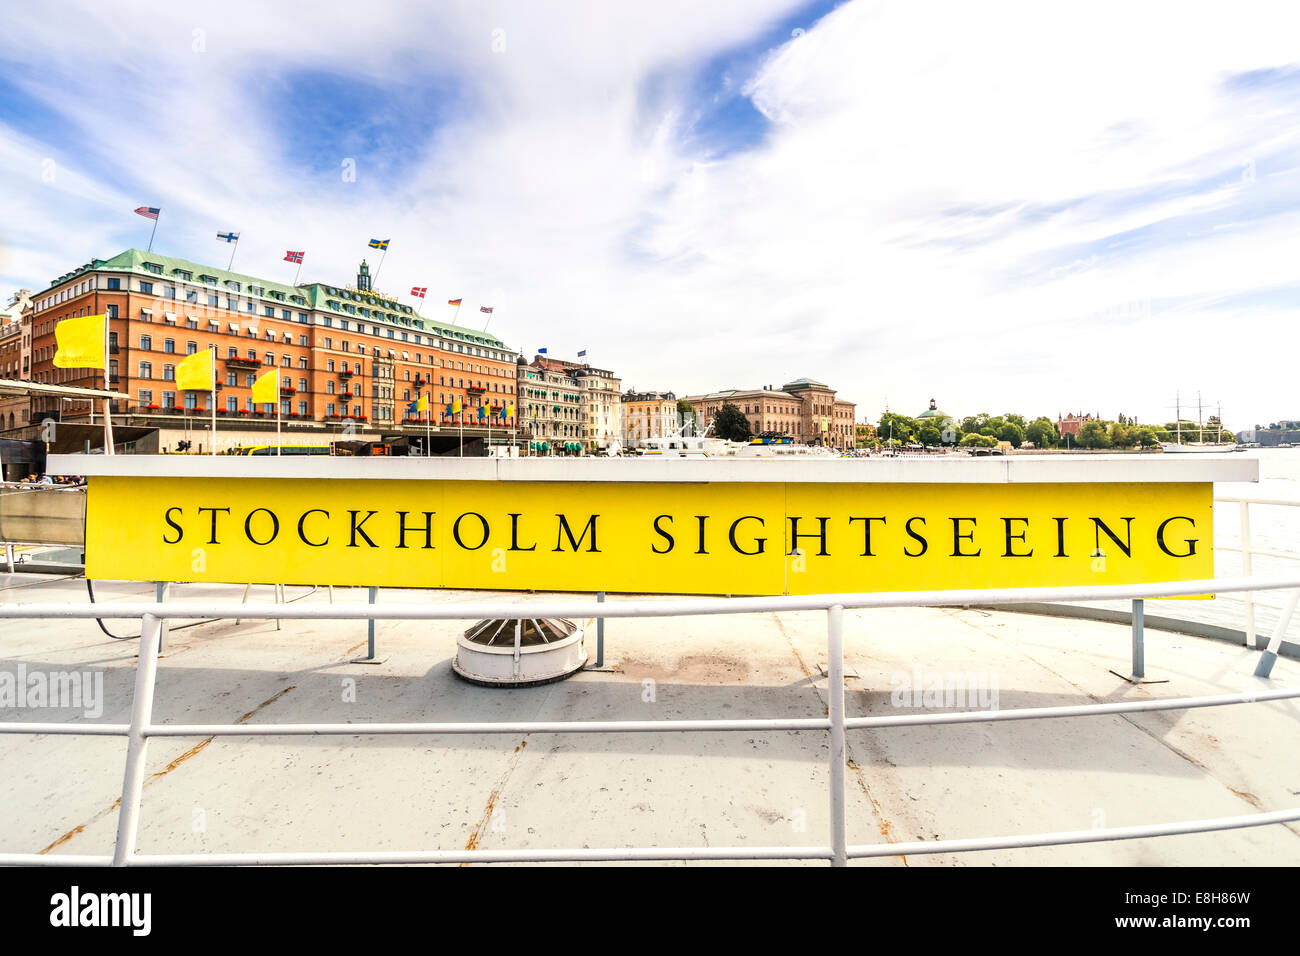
[452,617,587,687]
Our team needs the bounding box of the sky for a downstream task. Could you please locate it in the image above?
[2,0,1299,429]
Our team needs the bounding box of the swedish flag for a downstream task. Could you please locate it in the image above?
[368,238,390,250]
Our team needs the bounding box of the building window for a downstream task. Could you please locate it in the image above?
[140,281,153,294]
[140,335,152,350]
[227,396,238,412]
[106,278,120,290]
[163,365,175,381]
[187,342,198,355]
[106,304,118,318]
[164,339,175,353]
[298,400,307,416]
[139,362,152,378]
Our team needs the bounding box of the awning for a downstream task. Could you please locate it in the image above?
[282,332,292,341]
[140,308,153,315]
[228,323,239,332]
[163,312,177,323]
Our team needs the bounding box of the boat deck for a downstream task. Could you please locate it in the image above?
[1,574,1296,865]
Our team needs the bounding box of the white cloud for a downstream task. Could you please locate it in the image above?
[2,0,1299,425]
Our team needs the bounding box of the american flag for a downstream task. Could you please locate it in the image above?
[411,287,427,298]
[284,250,304,263]
[480,306,493,314]
[133,206,160,220]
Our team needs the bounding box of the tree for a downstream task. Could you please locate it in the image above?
[878,412,919,445]
[1077,420,1112,449]
[918,424,942,446]
[1134,426,1159,447]
[676,399,695,429]
[959,432,997,448]
[998,423,1025,448]
[712,402,752,442]
[1025,418,1058,448]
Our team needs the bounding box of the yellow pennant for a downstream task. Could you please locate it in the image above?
[176,349,214,391]
[52,314,107,369]
[251,368,279,405]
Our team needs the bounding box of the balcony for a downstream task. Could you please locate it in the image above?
[338,370,354,379]
[226,356,262,370]
[467,385,486,395]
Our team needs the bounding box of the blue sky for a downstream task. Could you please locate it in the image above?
[2,0,1300,426]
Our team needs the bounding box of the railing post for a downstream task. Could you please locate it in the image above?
[155,582,169,652]
[1131,599,1145,680]
[367,586,377,658]
[113,612,163,867]
[595,591,605,668]
[1254,589,1299,679]
[1240,501,1256,648]
[827,604,847,867]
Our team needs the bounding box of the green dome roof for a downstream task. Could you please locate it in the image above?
[917,398,948,419]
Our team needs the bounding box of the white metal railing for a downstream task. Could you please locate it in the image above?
[1,574,1299,867]
[1215,495,1300,648]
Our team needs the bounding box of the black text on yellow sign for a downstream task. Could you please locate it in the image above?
[87,478,1212,594]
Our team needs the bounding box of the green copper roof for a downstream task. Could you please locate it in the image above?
[45,249,512,352]
[782,377,828,390]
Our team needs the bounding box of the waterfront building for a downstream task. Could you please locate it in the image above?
[622,389,678,445]
[682,378,856,446]
[1058,411,1098,439]
[517,356,586,451]
[17,250,519,451]
[0,290,33,431]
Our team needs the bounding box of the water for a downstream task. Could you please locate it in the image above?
[1112,448,1300,642]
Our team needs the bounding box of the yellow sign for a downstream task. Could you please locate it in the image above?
[85,478,1212,594]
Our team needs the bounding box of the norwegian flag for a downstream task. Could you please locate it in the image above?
[284,250,304,263]
[480,306,493,314]
[411,287,427,298]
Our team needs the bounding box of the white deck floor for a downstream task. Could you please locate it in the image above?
[1,574,1297,866]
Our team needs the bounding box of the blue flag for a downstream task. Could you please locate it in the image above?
[537,347,548,354]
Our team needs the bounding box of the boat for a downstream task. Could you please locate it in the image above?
[637,422,835,458]
[1161,391,1238,454]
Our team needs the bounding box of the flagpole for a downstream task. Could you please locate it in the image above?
[458,407,463,458]
[227,237,239,271]
[293,257,304,286]
[276,377,282,457]
[209,345,217,456]
[487,403,492,457]
[147,210,159,253]
[102,313,114,455]
[374,247,388,285]
[454,301,462,324]
[425,392,431,458]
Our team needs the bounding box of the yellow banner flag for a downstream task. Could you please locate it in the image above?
[507,403,515,419]
[416,393,428,412]
[52,314,107,369]
[452,396,462,414]
[176,349,213,391]
[251,368,279,405]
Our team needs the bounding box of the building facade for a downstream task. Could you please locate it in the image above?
[682,378,856,446]
[622,390,678,444]
[516,356,586,450]
[21,250,520,450]
[1057,411,1098,439]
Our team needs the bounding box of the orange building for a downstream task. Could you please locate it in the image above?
[23,250,518,448]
